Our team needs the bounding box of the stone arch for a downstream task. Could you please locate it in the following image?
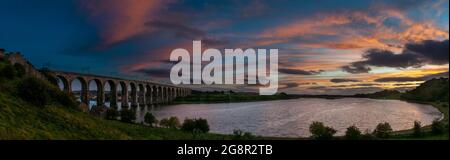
[117,81,128,108]
[129,82,138,107]
[153,85,159,104]
[138,83,145,107]
[145,85,152,105]
[71,76,88,105]
[103,80,117,108]
[158,86,163,104]
[87,79,103,107]
[55,75,70,93]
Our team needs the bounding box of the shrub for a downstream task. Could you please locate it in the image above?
[232,129,256,140]
[17,77,51,107]
[120,108,136,123]
[309,121,337,140]
[105,108,119,120]
[361,129,375,140]
[413,121,422,137]
[345,125,362,140]
[373,122,393,138]
[13,63,25,77]
[144,112,158,127]
[53,91,77,108]
[431,119,445,135]
[159,116,181,129]
[90,105,108,117]
[181,118,210,133]
[0,64,16,79]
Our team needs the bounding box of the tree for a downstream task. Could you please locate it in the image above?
[0,64,16,79]
[413,121,422,137]
[160,116,181,129]
[345,125,362,140]
[13,63,25,77]
[373,122,393,138]
[106,108,119,120]
[181,118,210,133]
[232,129,256,140]
[144,112,157,127]
[17,77,51,107]
[309,121,337,140]
[120,109,136,123]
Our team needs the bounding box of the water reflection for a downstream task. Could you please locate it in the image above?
[138,98,443,137]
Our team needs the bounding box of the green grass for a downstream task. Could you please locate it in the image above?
[0,91,234,140]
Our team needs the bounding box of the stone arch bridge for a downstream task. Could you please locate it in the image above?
[50,71,191,108]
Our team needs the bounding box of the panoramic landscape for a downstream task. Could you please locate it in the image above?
[0,0,449,141]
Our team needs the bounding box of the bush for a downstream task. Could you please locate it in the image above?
[0,64,16,79]
[13,63,25,77]
[89,105,108,117]
[373,122,393,138]
[53,91,77,108]
[181,118,210,133]
[232,129,256,140]
[309,121,337,140]
[144,112,158,127]
[159,116,181,129]
[345,125,362,140]
[17,77,51,107]
[120,108,136,123]
[413,121,422,137]
[105,108,119,120]
[361,129,375,140]
[431,119,445,135]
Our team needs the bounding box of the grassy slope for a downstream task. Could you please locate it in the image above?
[0,91,232,140]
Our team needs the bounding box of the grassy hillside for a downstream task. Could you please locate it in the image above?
[402,78,449,102]
[0,59,230,140]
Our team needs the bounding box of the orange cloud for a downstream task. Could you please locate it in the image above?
[397,24,449,43]
[258,7,448,51]
[79,0,172,48]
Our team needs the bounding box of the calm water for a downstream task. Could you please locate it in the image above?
[136,98,442,137]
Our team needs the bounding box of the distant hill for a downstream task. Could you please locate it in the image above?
[357,78,449,102]
[402,78,449,102]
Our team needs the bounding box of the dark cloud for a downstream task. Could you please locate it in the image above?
[134,68,170,78]
[332,83,378,88]
[279,68,323,75]
[374,71,449,82]
[279,82,299,90]
[341,62,372,74]
[330,78,362,83]
[145,20,205,39]
[405,39,449,65]
[342,39,449,74]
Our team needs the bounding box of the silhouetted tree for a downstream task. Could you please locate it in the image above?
[373,122,393,138]
[309,121,337,140]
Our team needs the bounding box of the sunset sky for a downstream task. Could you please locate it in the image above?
[0,0,448,95]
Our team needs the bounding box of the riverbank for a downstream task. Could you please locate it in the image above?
[173,91,294,104]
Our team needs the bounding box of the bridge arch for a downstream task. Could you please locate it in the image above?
[138,83,145,107]
[54,75,70,92]
[129,82,138,107]
[88,79,103,108]
[145,85,152,105]
[71,76,88,105]
[117,81,128,108]
[103,80,117,108]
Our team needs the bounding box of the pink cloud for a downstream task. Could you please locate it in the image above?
[79,0,173,48]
